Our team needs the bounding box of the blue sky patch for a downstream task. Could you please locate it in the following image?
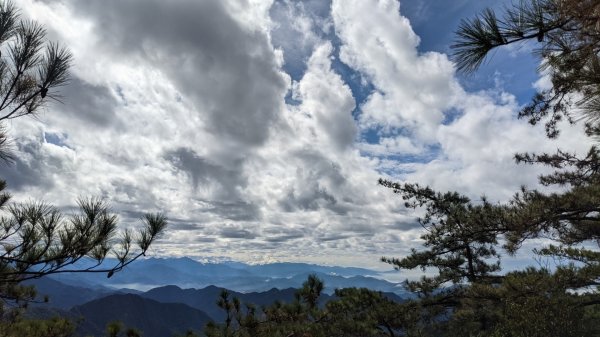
[403,0,541,106]
[44,132,71,149]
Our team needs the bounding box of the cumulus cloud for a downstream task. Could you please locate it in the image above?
[72,0,288,149]
[332,0,459,144]
[331,0,592,201]
[0,0,592,269]
[269,0,333,79]
[292,43,357,151]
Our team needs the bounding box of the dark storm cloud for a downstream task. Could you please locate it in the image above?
[70,0,288,147]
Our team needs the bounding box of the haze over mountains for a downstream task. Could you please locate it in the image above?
[71,294,212,337]
[24,258,411,337]
[47,257,408,295]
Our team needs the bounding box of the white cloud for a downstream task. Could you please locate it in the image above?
[0,0,593,271]
[292,42,357,151]
[332,0,592,202]
[332,0,460,144]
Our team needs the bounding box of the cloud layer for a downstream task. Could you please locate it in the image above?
[2,0,592,269]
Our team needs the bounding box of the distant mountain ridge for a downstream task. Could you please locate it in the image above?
[21,258,413,336]
[141,284,407,322]
[47,257,409,295]
[24,277,112,310]
[23,269,411,337]
[142,285,318,321]
[71,293,211,337]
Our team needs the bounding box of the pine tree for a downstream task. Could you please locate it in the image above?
[453,0,600,138]
[379,1,600,335]
[205,275,426,337]
[0,0,167,324]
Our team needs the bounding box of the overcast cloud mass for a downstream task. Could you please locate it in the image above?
[2,0,593,269]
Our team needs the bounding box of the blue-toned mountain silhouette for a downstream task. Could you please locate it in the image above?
[47,257,409,295]
[23,260,412,337]
[71,294,211,337]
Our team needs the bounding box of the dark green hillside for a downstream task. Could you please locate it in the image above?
[142,285,317,322]
[71,294,211,337]
[24,277,113,310]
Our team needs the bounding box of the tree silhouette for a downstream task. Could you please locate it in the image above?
[454,0,600,138]
[377,1,600,335]
[0,0,167,321]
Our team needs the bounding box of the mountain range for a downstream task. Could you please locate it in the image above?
[71,294,211,337]
[47,257,409,295]
[21,258,412,337]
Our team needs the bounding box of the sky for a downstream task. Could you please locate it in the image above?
[3,0,594,271]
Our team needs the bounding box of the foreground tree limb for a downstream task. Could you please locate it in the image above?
[0,0,168,321]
